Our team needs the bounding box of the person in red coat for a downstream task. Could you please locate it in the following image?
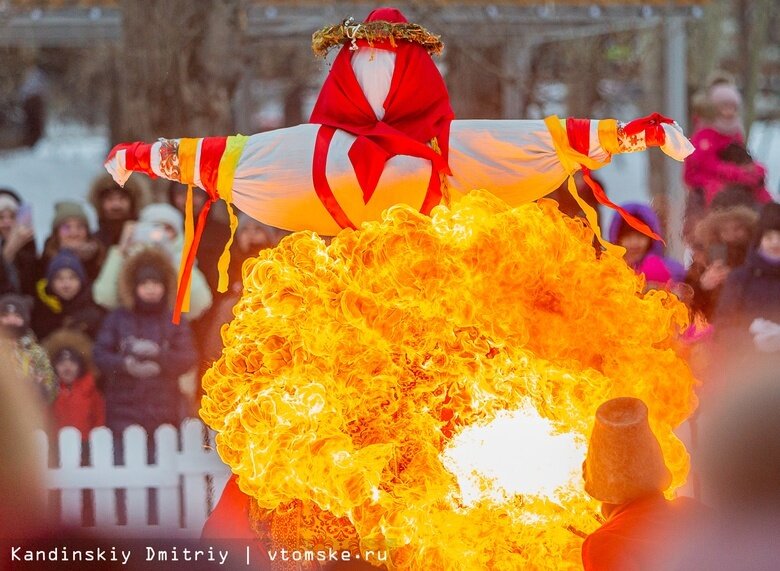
[43,327,105,440]
[581,397,709,571]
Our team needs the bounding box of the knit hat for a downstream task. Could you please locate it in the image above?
[51,201,89,232]
[139,203,183,238]
[583,397,672,504]
[133,263,167,287]
[0,188,21,213]
[45,249,87,284]
[709,82,742,109]
[756,202,780,240]
[0,294,33,327]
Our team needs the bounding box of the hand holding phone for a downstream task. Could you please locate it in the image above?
[2,204,34,260]
[16,203,32,227]
[707,243,728,265]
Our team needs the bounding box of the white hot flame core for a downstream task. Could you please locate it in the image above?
[441,403,587,506]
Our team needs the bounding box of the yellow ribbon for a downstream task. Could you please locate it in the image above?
[216,134,249,293]
[597,119,620,156]
[36,279,62,313]
[176,138,200,313]
[178,138,199,185]
[544,116,623,257]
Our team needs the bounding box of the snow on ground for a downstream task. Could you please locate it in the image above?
[0,122,108,250]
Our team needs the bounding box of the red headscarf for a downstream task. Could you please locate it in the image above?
[309,7,454,211]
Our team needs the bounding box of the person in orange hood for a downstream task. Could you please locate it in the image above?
[581,397,709,571]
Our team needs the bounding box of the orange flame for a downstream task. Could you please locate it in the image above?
[200,191,697,570]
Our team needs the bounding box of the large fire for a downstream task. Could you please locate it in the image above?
[200,191,697,570]
[441,404,587,508]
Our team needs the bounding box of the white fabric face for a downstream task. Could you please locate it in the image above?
[351,49,396,120]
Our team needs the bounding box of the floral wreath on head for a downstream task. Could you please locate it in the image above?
[312,17,444,57]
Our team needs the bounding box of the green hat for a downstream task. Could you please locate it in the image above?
[51,201,89,232]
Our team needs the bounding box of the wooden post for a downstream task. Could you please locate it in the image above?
[663,14,688,260]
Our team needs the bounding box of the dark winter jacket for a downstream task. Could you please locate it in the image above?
[39,237,105,284]
[713,251,780,330]
[92,247,196,434]
[32,280,105,341]
[0,255,17,295]
[685,206,757,320]
[711,250,780,380]
[2,239,40,297]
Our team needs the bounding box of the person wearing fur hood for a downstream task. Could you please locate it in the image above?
[685,205,758,320]
[710,203,780,395]
[91,202,213,319]
[93,246,196,435]
[42,328,104,439]
[88,172,150,249]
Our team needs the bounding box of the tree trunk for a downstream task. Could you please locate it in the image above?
[688,0,730,92]
[737,0,772,136]
[564,36,603,118]
[640,26,665,201]
[445,43,503,119]
[112,0,244,144]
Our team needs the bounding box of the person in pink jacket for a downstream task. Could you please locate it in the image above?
[684,77,772,212]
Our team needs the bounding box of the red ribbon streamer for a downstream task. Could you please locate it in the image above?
[171,136,227,323]
[123,141,156,178]
[582,166,664,244]
[566,116,665,244]
[173,198,214,324]
[313,127,358,230]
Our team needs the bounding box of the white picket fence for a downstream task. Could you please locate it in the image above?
[35,419,231,538]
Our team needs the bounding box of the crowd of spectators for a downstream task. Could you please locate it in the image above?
[2,67,778,447]
[0,176,282,451]
[594,71,780,407]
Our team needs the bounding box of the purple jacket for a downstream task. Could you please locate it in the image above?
[607,203,685,283]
